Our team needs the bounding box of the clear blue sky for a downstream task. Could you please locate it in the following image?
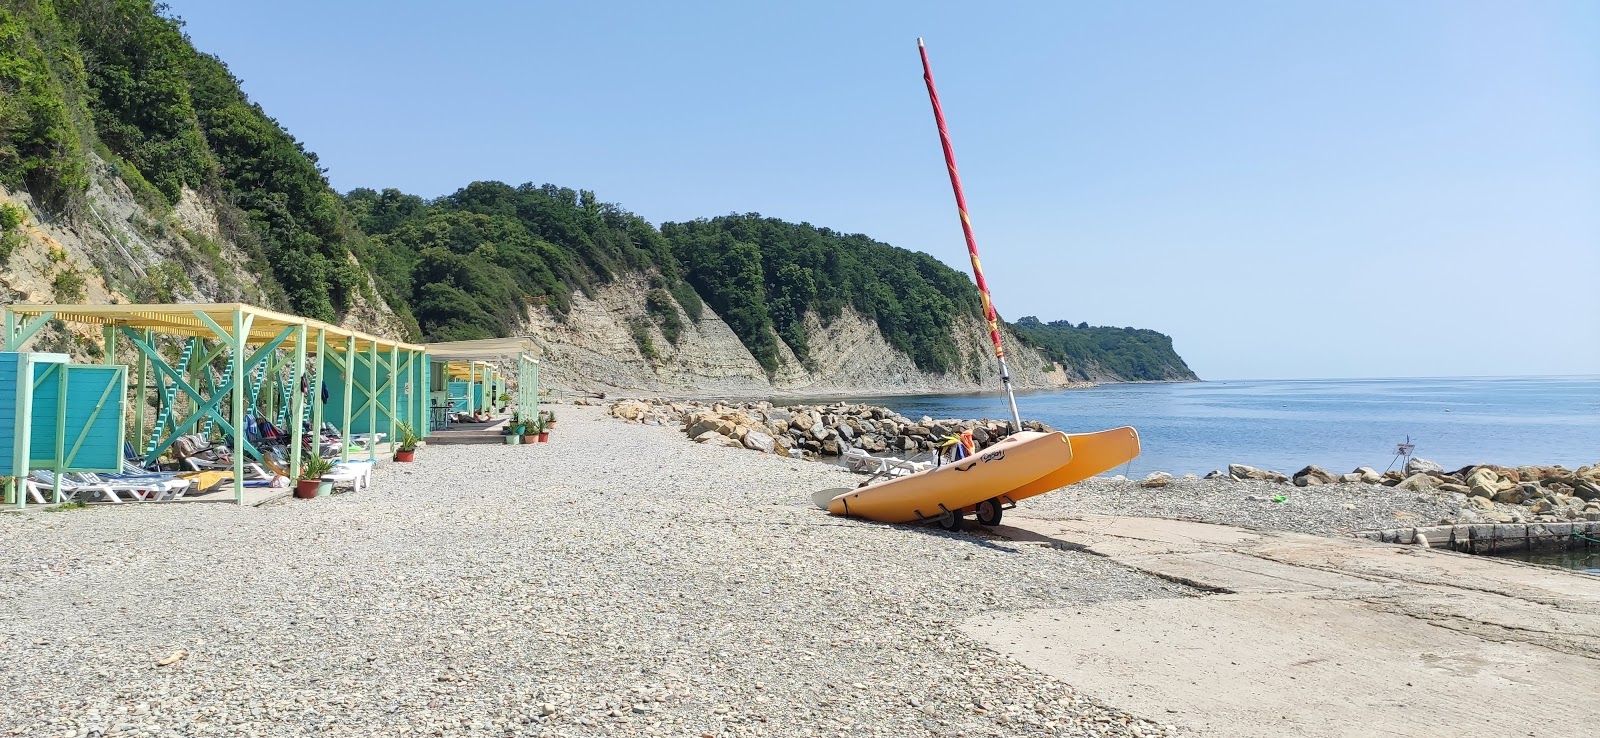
[172,0,1598,380]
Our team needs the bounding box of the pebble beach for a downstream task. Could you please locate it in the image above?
[3,405,1204,738]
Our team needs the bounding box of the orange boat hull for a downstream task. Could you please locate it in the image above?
[996,426,1141,504]
[827,431,1072,524]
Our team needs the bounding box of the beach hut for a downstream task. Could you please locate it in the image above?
[2,304,428,504]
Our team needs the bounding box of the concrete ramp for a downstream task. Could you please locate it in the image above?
[968,515,1600,738]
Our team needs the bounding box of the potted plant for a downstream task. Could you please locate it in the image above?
[544,410,557,430]
[394,422,419,462]
[503,423,520,445]
[535,415,550,444]
[296,456,335,499]
[520,418,537,445]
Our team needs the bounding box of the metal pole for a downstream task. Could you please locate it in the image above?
[918,37,1024,432]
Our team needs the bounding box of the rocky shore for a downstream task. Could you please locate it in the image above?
[605,398,1600,531]
[607,398,1048,459]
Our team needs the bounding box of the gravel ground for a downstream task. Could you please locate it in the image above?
[1,405,1192,738]
[1025,476,1460,536]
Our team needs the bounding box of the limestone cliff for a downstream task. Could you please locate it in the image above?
[519,273,1087,397]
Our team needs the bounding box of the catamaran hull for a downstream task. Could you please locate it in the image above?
[827,431,1072,524]
[996,426,1141,504]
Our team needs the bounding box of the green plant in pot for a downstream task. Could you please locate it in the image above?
[296,455,335,499]
[545,410,556,430]
[394,422,419,462]
[535,415,550,444]
[502,420,520,445]
[520,417,537,444]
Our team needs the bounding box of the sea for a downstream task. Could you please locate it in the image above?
[845,376,1600,477]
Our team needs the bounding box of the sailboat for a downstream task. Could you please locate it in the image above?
[817,39,1141,530]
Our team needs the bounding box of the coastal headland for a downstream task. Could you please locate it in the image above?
[3,403,1595,737]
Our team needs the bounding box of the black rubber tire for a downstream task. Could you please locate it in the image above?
[937,511,962,532]
[975,497,1004,527]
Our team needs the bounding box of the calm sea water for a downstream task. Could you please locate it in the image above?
[845,376,1600,477]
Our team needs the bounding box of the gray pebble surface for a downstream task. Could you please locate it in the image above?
[1,405,1190,738]
[1025,476,1458,535]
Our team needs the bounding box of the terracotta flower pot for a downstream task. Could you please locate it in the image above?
[394,449,416,462]
[295,479,321,499]
[537,432,549,443]
[521,434,537,444]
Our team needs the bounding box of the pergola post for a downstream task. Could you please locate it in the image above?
[388,344,399,441]
[311,329,325,458]
[133,329,148,460]
[230,311,246,505]
[341,335,355,464]
[368,341,378,463]
[288,324,306,482]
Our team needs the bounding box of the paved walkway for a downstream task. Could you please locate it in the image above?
[968,513,1600,738]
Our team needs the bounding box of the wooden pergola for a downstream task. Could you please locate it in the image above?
[3,303,429,505]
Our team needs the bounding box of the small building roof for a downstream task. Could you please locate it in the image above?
[424,337,542,361]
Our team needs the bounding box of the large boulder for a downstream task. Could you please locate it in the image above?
[1351,467,1382,484]
[1292,465,1338,487]
[685,416,734,439]
[820,439,840,456]
[743,430,776,454]
[1395,473,1441,492]
[809,425,832,442]
[835,423,855,441]
[1139,472,1173,488]
[693,431,742,449]
[1465,468,1499,499]
[610,401,650,421]
[1405,457,1444,476]
[791,413,816,432]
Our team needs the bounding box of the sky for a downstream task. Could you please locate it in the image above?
[171,0,1599,380]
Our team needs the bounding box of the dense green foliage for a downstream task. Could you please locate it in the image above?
[0,0,366,322]
[346,182,702,342]
[0,1,90,209]
[663,215,983,373]
[1013,316,1197,381]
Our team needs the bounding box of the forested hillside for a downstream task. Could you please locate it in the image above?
[0,0,1196,387]
[346,182,702,342]
[1013,317,1197,381]
[662,215,981,374]
[0,0,374,323]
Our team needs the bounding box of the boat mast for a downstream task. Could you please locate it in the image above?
[917,37,1024,432]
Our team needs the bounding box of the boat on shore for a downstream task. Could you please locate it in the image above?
[820,39,1141,529]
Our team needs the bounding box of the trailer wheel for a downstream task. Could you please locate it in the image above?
[976,498,1004,527]
[936,511,962,532]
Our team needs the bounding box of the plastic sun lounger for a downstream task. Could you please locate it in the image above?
[73,472,188,501]
[30,470,150,503]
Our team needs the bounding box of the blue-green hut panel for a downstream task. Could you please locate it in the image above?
[322,352,416,435]
[0,353,21,468]
[0,353,124,475]
[31,365,126,471]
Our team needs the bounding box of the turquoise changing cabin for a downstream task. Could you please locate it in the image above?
[1,351,127,507]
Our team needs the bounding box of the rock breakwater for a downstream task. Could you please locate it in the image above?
[1181,458,1600,526]
[608,398,1051,460]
